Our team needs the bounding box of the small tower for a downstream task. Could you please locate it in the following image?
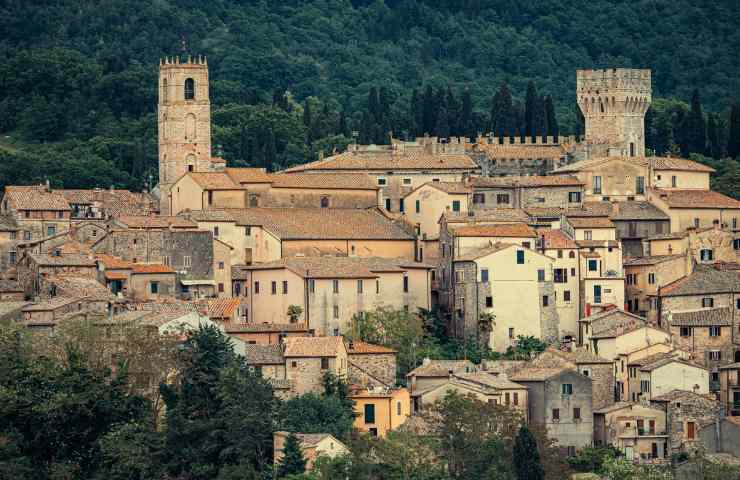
[157,55,212,213]
[577,68,652,158]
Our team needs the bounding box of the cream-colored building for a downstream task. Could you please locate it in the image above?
[273,431,349,470]
[238,256,431,335]
[637,357,709,401]
[647,225,738,264]
[624,254,689,318]
[450,243,559,350]
[403,182,470,243]
[350,386,410,437]
[2,185,72,242]
[579,309,668,355]
[593,402,669,462]
[537,229,581,341]
[647,188,740,233]
[614,343,684,403]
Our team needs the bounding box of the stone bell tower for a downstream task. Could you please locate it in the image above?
[157,55,212,213]
[577,68,652,158]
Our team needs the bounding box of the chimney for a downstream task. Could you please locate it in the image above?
[45,179,51,192]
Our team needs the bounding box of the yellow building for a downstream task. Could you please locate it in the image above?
[350,386,410,437]
[403,182,470,244]
[537,229,581,342]
[594,402,669,462]
[613,343,684,402]
[647,225,738,264]
[647,188,740,233]
[624,254,689,318]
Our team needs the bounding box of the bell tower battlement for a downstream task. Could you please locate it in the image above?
[577,68,652,157]
[157,55,212,213]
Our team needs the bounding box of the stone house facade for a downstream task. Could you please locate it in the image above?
[2,185,73,242]
[624,254,689,319]
[468,175,584,210]
[346,340,397,387]
[593,403,669,462]
[650,389,720,456]
[283,336,348,395]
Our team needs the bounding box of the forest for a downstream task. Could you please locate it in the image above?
[0,0,739,195]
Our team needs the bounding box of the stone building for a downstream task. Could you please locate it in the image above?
[468,175,584,210]
[624,254,689,318]
[224,322,310,345]
[406,358,477,393]
[57,188,158,221]
[158,56,222,214]
[17,252,97,296]
[468,136,576,176]
[615,343,684,403]
[510,367,593,453]
[0,213,20,271]
[531,347,614,410]
[283,336,348,395]
[647,188,740,233]
[578,308,671,360]
[650,389,720,456]
[646,225,738,264]
[636,356,709,401]
[718,362,740,417]
[346,340,397,387]
[1,185,72,242]
[577,68,652,158]
[593,402,669,462]
[273,432,349,470]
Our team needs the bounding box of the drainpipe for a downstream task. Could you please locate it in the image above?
[475,263,480,347]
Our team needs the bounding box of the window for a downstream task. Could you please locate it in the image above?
[671,175,677,188]
[702,297,714,308]
[57,211,64,219]
[648,273,655,284]
[522,241,531,249]
[9,231,16,240]
[574,407,581,420]
[496,194,510,205]
[640,380,651,393]
[513,393,519,406]
[568,192,581,203]
[184,78,195,99]
[376,280,380,294]
[402,177,412,186]
[218,261,224,270]
[508,327,515,339]
[452,200,461,212]
[47,225,56,237]
[709,326,721,337]
[485,296,493,308]
[554,268,567,283]
[505,392,510,405]
[399,199,405,212]
[694,218,700,228]
[385,198,391,211]
[687,421,696,440]
[564,290,571,302]
[8,251,16,264]
[700,249,713,262]
[184,256,192,267]
[569,251,575,259]
[593,176,602,194]
[516,250,524,264]
[472,193,485,204]
[355,279,364,294]
[415,200,420,213]
[708,350,721,361]
[150,282,159,294]
[282,281,288,294]
[364,404,376,424]
[218,283,224,293]
[584,230,592,240]
[562,384,573,395]
[377,177,387,186]
[588,259,598,272]
[636,176,645,194]
[680,326,691,337]
[320,196,330,208]
[403,273,409,293]
[333,305,339,319]
[271,281,277,295]
[734,239,740,250]
[481,268,489,282]
[291,361,297,368]
[249,195,259,207]
[557,249,563,258]
[397,401,402,415]
[552,408,560,420]
[333,279,339,294]
[542,295,549,306]
[254,281,260,294]
[432,178,440,182]
[455,270,465,283]
[308,279,315,293]
[321,358,329,370]
[244,226,251,236]
[537,269,545,282]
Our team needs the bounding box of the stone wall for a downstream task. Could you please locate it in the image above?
[348,352,396,387]
[652,391,719,456]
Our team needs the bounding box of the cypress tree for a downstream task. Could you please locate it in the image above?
[706,114,721,158]
[524,81,539,139]
[276,433,306,478]
[264,128,277,170]
[544,95,558,139]
[409,88,421,137]
[302,99,313,144]
[338,109,349,138]
[728,102,740,159]
[686,89,706,155]
[490,83,513,137]
[461,87,473,138]
[435,106,451,139]
[513,425,544,480]
[422,85,436,135]
[445,86,460,136]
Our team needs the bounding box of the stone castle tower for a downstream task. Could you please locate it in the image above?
[577,68,652,158]
[158,55,212,213]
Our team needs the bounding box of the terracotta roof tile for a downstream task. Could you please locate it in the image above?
[223,322,309,333]
[418,182,472,195]
[470,175,583,187]
[652,189,740,209]
[670,307,734,326]
[46,275,114,300]
[509,367,569,382]
[198,297,241,318]
[640,356,706,372]
[536,229,577,249]
[624,255,684,266]
[117,215,197,229]
[444,208,530,223]
[269,173,377,190]
[180,209,235,222]
[96,254,133,269]
[28,253,96,267]
[452,372,526,390]
[223,207,413,240]
[525,207,566,218]
[474,144,567,160]
[225,167,273,184]
[4,185,71,211]
[346,340,396,354]
[242,256,430,279]
[130,264,174,274]
[651,157,715,172]
[455,243,516,261]
[659,264,740,296]
[566,216,615,228]
[243,344,284,365]
[407,359,476,377]
[56,189,157,217]
[187,172,242,190]
[453,222,537,238]
[283,336,345,357]
[282,150,478,172]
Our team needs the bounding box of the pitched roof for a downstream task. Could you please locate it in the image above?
[670,307,734,326]
[225,167,273,184]
[470,175,583,188]
[346,340,396,354]
[453,222,537,238]
[46,275,114,300]
[651,389,718,403]
[651,157,715,172]
[269,173,377,190]
[550,156,648,173]
[223,208,413,240]
[624,255,684,266]
[537,228,577,249]
[130,264,174,274]
[593,402,638,414]
[455,243,516,261]
[474,144,567,160]
[566,216,615,228]
[540,346,613,364]
[640,356,706,372]
[242,256,431,279]
[608,201,670,221]
[243,344,284,365]
[186,172,242,190]
[551,155,706,174]
[181,209,236,222]
[525,207,566,218]
[96,254,133,269]
[628,352,677,367]
[407,359,476,377]
[659,264,740,296]
[444,208,530,223]
[56,189,157,216]
[652,189,740,209]
[580,309,646,336]
[283,336,345,357]
[116,215,197,229]
[223,322,309,333]
[509,367,569,382]
[28,253,96,267]
[4,185,71,211]
[281,150,478,172]
[198,297,241,318]
[417,182,471,195]
[452,372,526,390]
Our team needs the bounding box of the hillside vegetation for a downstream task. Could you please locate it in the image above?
[0,0,738,193]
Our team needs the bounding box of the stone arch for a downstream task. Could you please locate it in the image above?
[185,113,196,140]
[184,78,195,100]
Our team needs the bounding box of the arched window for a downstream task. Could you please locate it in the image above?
[184,78,195,100]
[568,250,575,258]
[162,78,168,103]
[320,196,330,208]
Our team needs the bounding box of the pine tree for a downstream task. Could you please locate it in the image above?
[544,95,558,139]
[728,102,740,159]
[276,433,306,478]
[513,425,544,480]
[686,89,706,155]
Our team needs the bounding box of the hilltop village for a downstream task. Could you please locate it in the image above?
[1,58,739,473]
